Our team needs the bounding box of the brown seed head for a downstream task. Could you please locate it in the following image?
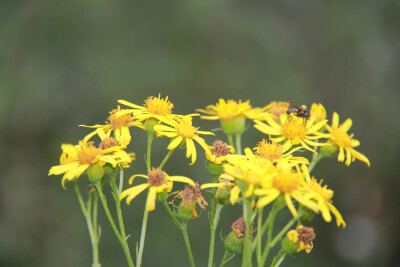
[231,217,253,239]
[297,226,315,245]
[182,182,201,203]
[148,168,166,186]
[99,137,119,150]
[211,140,231,157]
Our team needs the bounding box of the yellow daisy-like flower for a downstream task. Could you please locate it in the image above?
[153,116,214,165]
[196,99,271,134]
[301,165,346,228]
[117,94,181,125]
[254,114,330,154]
[254,161,319,217]
[80,105,143,148]
[254,139,309,165]
[310,103,327,123]
[325,112,370,167]
[287,225,315,253]
[120,168,195,211]
[49,139,131,188]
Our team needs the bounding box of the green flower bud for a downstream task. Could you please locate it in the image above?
[319,144,339,158]
[221,116,246,135]
[298,205,315,225]
[144,118,159,134]
[178,203,194,223]
[216,186,231,206]
[87,164,104,183]
[207,162,224,176]
[281,236,299,255]
[156,191,169,202]
[103,163,118,175]
[224,231,244,254]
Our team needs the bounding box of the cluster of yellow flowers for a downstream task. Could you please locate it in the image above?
[48,95,370,267]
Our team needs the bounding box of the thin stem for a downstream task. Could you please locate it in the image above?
[118,168,124,196]
[208,204,223,267]
[227,134,234,148]
[219,250,235,267]
[73,182,100,267]
[146,132,154,171]
[95,183,134,267]
[256,208,263,264]
[137,199,150,267]
[110,174,134,267]
[269,215,300,248]
[92,189,100,267]
[234,133,242,155]
[163,200,182,228]
[270,249,286,267]
[259,207,279,267]
[252,206,277,252]
[158,148,176,169]
[209,175,218,223]
[181,223,196,267]
[242,197,252,267]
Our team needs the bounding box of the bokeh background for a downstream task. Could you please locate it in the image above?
[1,0,399,266]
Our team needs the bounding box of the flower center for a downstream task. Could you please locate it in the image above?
[107,107,132,129]
[273,170,299,193]
[217,100,251,121]
[148,168,166,186]
[330,128,353,148]
[144,95,174,115]
[309,177,333,202]
[297,226,315,245]
[256,140,283,161]
[269,101,290,118]
[99,137,119,150]
[211,140,231,157]
[182,182,201,203]
[77,142,102,165]
[231,217,253,239]
[176,121,197,139]
[282,116,307,145]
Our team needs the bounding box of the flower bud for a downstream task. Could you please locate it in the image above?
[283,225,315,254]
[319,144,339,158]
[103,163,118,175]
[298,205,315,225]
[207,162,224,176]
[216,185,231,206]
[221,116,246,135]
[281,236,299,255]
[144,118,159,134]
[87,163,104,183]
[224,231,244,254]
[178,203,194,223]
[156,191,169,202]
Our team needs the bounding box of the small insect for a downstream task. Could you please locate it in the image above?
[284,97,310,120]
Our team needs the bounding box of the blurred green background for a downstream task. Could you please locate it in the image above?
[1,0,399,266]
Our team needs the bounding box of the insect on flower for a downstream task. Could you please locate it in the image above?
[285,97,310,120]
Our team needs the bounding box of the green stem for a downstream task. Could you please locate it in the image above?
[74,182,100,267]
[95,183,134,267]
[270,249,286,267]
[219,250,235,267]
[269,215,299,248]
[137,199,150,267]
[252,206,278,252]
[235,133,242,155]
[110,175,134,267]
[92,189,100,267]
[208,204,222,267]
[256,208,263,264]
[209,175,218,223]
[259,207,280,267]
[118,168,124,196]
[158,148,176,169]
[242,197,252,267]
[163,200,182,228]
[181,223,196,267]
[146,132,154,171]
[227,134,234,148]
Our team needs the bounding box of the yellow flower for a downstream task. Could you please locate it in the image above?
[266,101,290,119]
[254,161,319,217]
[153,116,214,165]
[80,105,143,148]
[310,103,327,123]
[117,94,181,125]
[301,165,346,228]
[254,114,330,154]
[197,99,271,134]
[254,139,309,165]
[206,140,234,165]
[120,168,195,211]
[49,139,131,188]
[325,112,370,167]
[287,225,315,253]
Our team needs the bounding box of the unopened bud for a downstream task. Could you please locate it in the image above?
[87,163,104,183]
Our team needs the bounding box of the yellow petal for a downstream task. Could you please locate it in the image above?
[129,174,148,184]
[121,184,149,205]
[186,139,197,165]
[230,186,241,205]
[349,148,370,167]
[285,194,298,217]
[169,175,195,186]
[167,136,183,150]
[341,118,353,132]
[332,112,339,128]
[256,191,280,208]
[146,187,157,211]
